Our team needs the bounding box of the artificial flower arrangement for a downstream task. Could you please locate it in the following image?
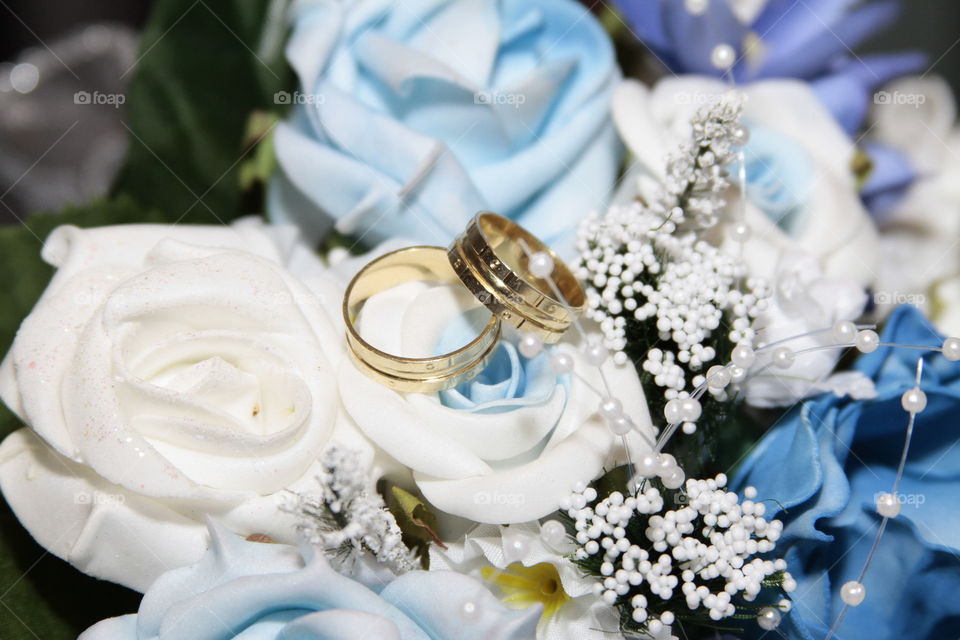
[0,1,958,639]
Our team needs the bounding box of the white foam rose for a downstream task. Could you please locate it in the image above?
[0,219,368,591]
[868,75,960,331]
[613,77,879,286]
[336,270,654,525]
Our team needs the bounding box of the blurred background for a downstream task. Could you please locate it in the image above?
[0,0,958,225]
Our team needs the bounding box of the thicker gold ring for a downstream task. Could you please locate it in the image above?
[343,246,501,392]
[448,212,585,343]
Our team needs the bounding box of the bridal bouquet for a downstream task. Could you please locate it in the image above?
[1,1,958,639]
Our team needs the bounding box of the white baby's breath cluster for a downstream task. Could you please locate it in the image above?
[658,98,744,229]
[575,100,770,415]
[564,474,794,637]
[288,446,415,573]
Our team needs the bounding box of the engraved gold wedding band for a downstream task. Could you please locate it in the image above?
[448,212,585,343]
[343,246,501,393]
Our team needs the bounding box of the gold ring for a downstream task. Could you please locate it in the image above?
[448,212,585,343]
[343,246,501,392]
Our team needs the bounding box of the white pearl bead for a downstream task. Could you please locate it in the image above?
[540,519,567,548]
[901,387,927,414]
[855,329,880,353]
[706,365,731,390]
[772,346,795,370]
[729,364,747,383]
[461,600,480,620]
[662,467,685,490]
[840,580,866,606]
[600,397,623,420]
[711,43,736,70]
[833,320,858,343]
[679,397,702,422]
[731,124,750,145]
[583,342,608,366]
[637,454,660,478]
[729,222,752,243]
[529,251,555,279]
[875,492,901,518]
[609,415,635,435]
[518,332,543,359]
[664,399,683,424]
[684,0,709,15]
[658,453,677,473]
[507,538,530,562]
[942,337,960,361]
[731,343,756,368]
[550,352,574,374]
[682,421,697,434]
[756,606,781,630]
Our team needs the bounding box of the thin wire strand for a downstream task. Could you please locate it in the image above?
[513,237,639,480]
[823,358,924,640]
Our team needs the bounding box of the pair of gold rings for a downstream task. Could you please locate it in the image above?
[342,212,586,392]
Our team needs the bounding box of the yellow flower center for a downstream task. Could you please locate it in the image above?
[481,563,570,621]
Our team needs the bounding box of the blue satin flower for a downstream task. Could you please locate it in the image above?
[270,0,621,257]
[614,0,925,133]
[80,523,540,640]
[435,308,567,414]
[733,306,960,640]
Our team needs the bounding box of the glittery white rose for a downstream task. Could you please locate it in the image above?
[0,220,365,591]
[335,261,654,525]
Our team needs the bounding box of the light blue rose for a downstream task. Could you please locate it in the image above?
[436,308,568,414]
[733,306,960,640]
[741,123,814,235]
[80,523,540,640]
[270,0,621,257]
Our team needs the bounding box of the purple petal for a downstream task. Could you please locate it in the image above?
[662,0,748,75]
[811,52,927,132]
[611,0,670,54]
[860,141,915,220]
[756,1,900,79]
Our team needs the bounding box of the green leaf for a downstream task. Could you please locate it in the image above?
[112,0,292,223]
[382,482,446,568]
[238,110,281,192]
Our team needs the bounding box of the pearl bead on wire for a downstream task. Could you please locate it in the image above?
[771,346,795,369]
[583,342,608,366]
[729,222,752,243]
[901,387,927,414]
[637,454,660,478]
[461,600,480,620]
[600,397,624,420]
[731,343,756,368]
[875,492,901,518]
[706,365,731,389]
[855,329,880,353]
[833,320,858,343]
[840,580,866,606]
[550,352,574,374]
[943,336,960,361]
[518,332,543,359]
[710,43,736,70]
[757,606,782,630]
[609,415,635,435]
[529,251,555,279]
[540,519,568,548]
